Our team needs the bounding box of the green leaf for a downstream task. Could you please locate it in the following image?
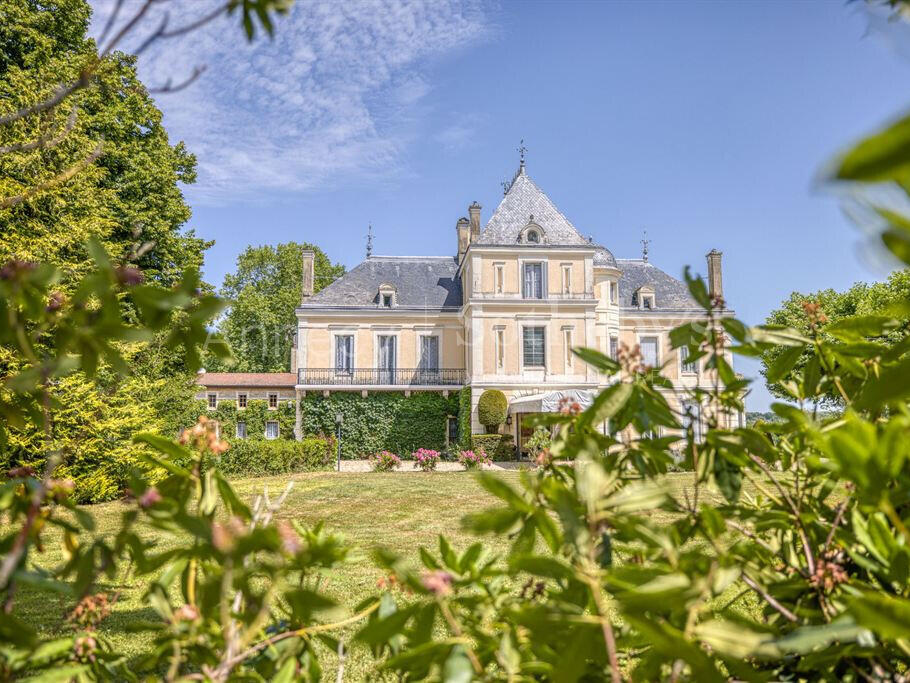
[826,315,900,342]
[766,345,805,383]
[572,347,620,374]
[441,645,473,683]
[834,113,910,182]
[849,592,910,640]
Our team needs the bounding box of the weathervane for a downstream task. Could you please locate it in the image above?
[517,139,527,170]
[501,179,511,195]
[641,230,651,262]
[366,223,373,258]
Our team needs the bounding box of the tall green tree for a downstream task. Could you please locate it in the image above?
[0,0,210,287]
[760,269,910,402]
[213,242,344,372]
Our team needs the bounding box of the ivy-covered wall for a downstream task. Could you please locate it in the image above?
[300,391,460,459]
[193,399,297,442]
[458,386,472,449]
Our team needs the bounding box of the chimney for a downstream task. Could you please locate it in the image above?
[456,217,470,263]
[468,201,481,240]
[706,249,723,303]
[301,249,315,301]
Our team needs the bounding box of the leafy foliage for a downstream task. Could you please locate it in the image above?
[471,433,515,461]
[218,436,335,477]
[477,389,508,432]
[191,398,297,444]
[300,390,460,458]
[211,242,344,372]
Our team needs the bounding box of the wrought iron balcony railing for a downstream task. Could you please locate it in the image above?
[297,368,465,386]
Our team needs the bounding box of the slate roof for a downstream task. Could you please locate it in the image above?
[476,168,592,246]
[196,373,297,388]
[299,256,462,310]
[594,246,618,269]
[616,259,701,310]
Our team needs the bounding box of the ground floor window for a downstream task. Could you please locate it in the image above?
[207,393,217,409]
[265,421,279,440]
[523,326,546,367]
[447,416,458,444]
[236,421,247,439]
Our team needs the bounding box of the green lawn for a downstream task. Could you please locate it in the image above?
[9,470,748,679]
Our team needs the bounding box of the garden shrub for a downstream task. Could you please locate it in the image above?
[477,389,507,433]
[458,386,472,448]
[300,391,460,459]
[471,434,515,461]
[217,437,334,477]
[457,448,491,470]
[370,451,401,472]
[412,448,440,471]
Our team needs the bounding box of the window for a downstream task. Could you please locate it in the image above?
[527,229,540,243]
[609,336,619,361]
[609,281,617,304]
[640,336,659,367]
[561,264,571,295]
[237,393,247,409]
[265,421,279,440]
[631,292,638,307]
[335,335,354,374]
[378,335,397,383]
[681,401,701,442]
[236,421,247,439]
[495,328,505,371]
[680,346,698,375]
[207,393,217,409]
[268,393,278,409]
[564,328,574,368]
[494,263,504,294]
[523,327,546,368]
[522,263,544,299]
[418,335,439,371]
[382,294,393,308]
[447,416,458,444]
[643,295,654,310]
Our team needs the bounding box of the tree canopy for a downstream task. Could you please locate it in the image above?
[760,268,910,402]
[212,242,344,372]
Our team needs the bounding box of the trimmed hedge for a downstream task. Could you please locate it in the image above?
[477,389,508,433]
[471,434,516,461]
[300,391,460,459]
[218,437,334,477]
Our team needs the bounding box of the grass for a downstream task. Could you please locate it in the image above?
[8,470,755,679]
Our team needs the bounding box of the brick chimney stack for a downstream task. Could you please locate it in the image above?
[301,249,315,301]
[706,249,723,303]
[456,217,470,264]
[468,201,481,241]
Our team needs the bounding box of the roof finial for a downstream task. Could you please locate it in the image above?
[517,138,527,173]
[641,230,651,262]
[366,223,373,259]
[501,179,511,195]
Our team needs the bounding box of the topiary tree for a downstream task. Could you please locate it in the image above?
[477,389,508,434]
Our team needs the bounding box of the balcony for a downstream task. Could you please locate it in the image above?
[297,368,465,387]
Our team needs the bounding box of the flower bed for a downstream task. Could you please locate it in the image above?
[412,448,441,472]
[370,450,402,472]
[457,448,491,470]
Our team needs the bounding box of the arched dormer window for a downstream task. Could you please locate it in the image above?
[377,283,397,308]
[519,216,546,245]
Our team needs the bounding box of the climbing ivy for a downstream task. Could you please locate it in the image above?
[458,386,472,449]
[300,391,460,459]
[192,399,296,442]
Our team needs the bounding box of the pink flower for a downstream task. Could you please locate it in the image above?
[421,570,453,596]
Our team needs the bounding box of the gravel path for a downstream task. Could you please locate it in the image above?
[337,460,529,472]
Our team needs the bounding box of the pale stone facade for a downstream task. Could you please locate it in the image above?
[289,161,738,450]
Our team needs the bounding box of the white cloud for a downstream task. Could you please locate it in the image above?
[88,0,490,203]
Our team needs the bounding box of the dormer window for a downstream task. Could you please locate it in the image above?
[519,217,546,244]
[377,283,397,308]
[634,286,656,310]
[527,229,540,244]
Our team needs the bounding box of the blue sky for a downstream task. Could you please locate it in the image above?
[90,0,910,410]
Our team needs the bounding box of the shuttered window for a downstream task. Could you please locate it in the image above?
[335,335,353,373]
[523,327,545,367]
[419,335,439,370]
[522,263,544,299]
[640,337,659,367]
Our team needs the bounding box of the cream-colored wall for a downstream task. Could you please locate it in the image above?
[300,319,465,370]
[473,251,589,297]
[477,315,590,377]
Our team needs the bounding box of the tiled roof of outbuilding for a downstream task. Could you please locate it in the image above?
[616,259,701,310]
[298,256,462,310]
[476,169,592,247]
[196,373,297,388]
